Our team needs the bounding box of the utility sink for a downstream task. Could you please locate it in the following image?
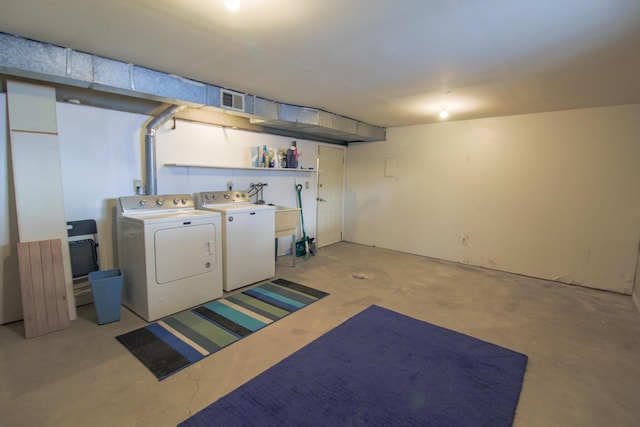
[275,206,300,238]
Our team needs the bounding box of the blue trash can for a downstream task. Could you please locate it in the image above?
[88,269,123,324]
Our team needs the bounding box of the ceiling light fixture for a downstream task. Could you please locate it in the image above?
[225,0,240,11]
[439,106,449,120]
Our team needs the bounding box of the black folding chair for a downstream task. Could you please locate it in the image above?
[67,219,99,305]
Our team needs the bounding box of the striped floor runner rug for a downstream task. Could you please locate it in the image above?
[116,279,329,380]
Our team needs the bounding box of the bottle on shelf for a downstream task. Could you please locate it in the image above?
[286,141,297,168]
[261,145,268,168]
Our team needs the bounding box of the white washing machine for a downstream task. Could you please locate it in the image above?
[196,191,275,292]
[117,194,223,321]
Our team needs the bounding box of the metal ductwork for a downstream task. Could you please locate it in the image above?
[145,105,187,195]
[0,32,386,143]
[250,101,385,142]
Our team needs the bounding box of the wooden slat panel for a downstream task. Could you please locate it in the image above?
[27,242,48,338]
[51,240,71,329]
[40,240,60,332]
[17,239,70,339]
[16,243,38,338]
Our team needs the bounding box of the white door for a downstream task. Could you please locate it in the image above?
[316,145,345,247]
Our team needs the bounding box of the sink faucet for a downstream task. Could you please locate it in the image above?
[248,182,268,204]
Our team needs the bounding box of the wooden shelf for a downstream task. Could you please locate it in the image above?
[165,163,317,173]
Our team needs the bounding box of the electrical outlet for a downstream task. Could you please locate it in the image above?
[227,181,233,190]
[305,181,310,189]
[133,179,142,194]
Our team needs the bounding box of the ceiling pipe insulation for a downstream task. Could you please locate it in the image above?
[0,33,386,143]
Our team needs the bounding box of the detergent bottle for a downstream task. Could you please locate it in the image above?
[286,141,297,168]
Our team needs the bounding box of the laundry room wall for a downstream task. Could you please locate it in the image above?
[154,119,318,222]
[0,99,320,324]
[345,104,640,295]
[154,119,319,263]
[57,103,149,272]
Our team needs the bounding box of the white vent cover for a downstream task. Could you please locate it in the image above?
[221,89,245,112]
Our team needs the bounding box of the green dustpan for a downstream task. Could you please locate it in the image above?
[296,239,307,257]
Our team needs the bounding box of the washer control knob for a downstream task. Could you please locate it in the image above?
[182,198,188,204]
[224,194,230,200]
[173,198,179,205]
[138,199,147,206]
[156,198,164,206]
[212,194,218,200]
[205,194,211,200]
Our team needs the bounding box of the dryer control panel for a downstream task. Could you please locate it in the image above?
[119,194,194,214]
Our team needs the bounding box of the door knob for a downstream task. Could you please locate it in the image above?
[317,197,326,202]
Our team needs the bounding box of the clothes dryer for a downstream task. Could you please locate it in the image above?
[117,194,222,321]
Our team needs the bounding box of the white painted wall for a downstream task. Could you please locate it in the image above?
[1,101,320,323]
[155,120,318,226]
[345,105,640,294]
[56,103,149,273]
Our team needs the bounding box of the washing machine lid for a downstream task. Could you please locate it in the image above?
[201,203,275,214]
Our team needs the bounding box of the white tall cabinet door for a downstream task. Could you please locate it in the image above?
[0,93,23,324]
[7,81,76,321]
[316,145,345,248]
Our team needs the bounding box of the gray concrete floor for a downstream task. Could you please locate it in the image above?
[1,242,639,426]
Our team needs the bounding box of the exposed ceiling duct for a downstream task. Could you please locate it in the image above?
[0,33,385,143]
[145,104,187,196]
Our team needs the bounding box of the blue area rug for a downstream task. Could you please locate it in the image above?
[179,305,528,426]
[116,279,328,380]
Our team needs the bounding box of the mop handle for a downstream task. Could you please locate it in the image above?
[296,184,307,240]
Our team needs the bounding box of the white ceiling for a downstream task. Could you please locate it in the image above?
[2,0,640,127]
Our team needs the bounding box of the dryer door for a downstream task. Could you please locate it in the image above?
[154,223,216,284]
